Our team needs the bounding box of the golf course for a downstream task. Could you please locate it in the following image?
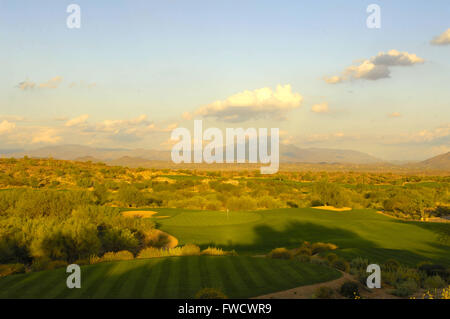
[1,206,449,299]
[152,207,450,266]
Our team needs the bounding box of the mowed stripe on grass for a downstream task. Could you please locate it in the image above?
[0,256,340,299]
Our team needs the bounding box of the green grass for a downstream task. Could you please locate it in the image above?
[150,208,450,266]
[0,256,340,299]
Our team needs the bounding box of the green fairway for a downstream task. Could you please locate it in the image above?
[148,208,450,266]
[0,256,340,299]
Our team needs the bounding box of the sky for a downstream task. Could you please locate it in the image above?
[0,0,449,160]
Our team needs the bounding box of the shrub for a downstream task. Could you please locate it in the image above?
[195,288,228,299]
[311,242,338,255]
[0,263,25,277]
[312,286,334,299]
[295,255,311,263]
[392,279,418,297]
[74,258,90,266]
[47,260,68,270]
[30,257,52,272]
[350,257,369,271]
[423,286,450,299]
[89,255,101,264]
[418,264,448,280]
[310,256,329,267]
[339,281,360,299]
[137,247,166,259]
[424,275,447,289]
[332,259,350,272]
[137,244,205,259]
[181,244,201,256]
[201,247,226,256]
[295,246,312,256]
[267,248,292,260]
[383,259,401,271]
[101,250,134,262]
[326,253,339,263]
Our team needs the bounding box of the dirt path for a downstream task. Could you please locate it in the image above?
[253,271,400,299]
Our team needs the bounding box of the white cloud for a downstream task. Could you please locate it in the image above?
[0,120,16,134]
[17,80,36,90]
[17,76,63,90]
[412,124,450,143]
[65,114,89,127]
[31,128,61,144]
[325,50,424,84]
[311,103,329,113]
[96,114,149,133]
[431,28,450,45]
[38,76,63,89]
[193,84,303,122]
[0,115,26,122]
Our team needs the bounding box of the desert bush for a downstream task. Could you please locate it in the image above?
[89,255,101,264]
[422,286,450,299]
[295,246,312,256]
[350,257,369,271]
[295,255,311,263]
[30,257,52,272]
[137,244,203,259]
[312,286,335,299]
[424,275,447,289]
[101,250,134,262]
[181,244,201,256]
[227,196,257,211]
[74,258,90,266]
[137,247,166,259]
[383,259,401,271]
[143,230,170,248]
[0,263,25,277]
[201,247,226,256]
[267,248,292,260]
[339,281,360,298]
[326,253,339,263]
[311,242,338,255]
[382,270,401,286]
[418,264,448,280]
[392,278,418,297]
[47,260,68,270]
[195,288,228,299]
[30,258,67,272]
[310,256,329,267]
[332,259,350,272]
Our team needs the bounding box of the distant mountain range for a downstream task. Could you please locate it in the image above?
[1,144,449,171]
[406,152,450,171]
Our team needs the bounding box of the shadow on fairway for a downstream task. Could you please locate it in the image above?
[200,221,375,253]
[199,221,446,266]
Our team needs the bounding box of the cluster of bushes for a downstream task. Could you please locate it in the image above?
[137,245,236,259]
[0,158,448,220]
[349,257,450,297]
[267,242,343,268]
[312,282,360,299]
[0,189,161,268]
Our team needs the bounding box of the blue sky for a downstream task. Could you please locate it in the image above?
[0,0,449,160]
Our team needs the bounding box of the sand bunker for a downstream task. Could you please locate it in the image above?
[312,206,352,212]
[122,210,158,218]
